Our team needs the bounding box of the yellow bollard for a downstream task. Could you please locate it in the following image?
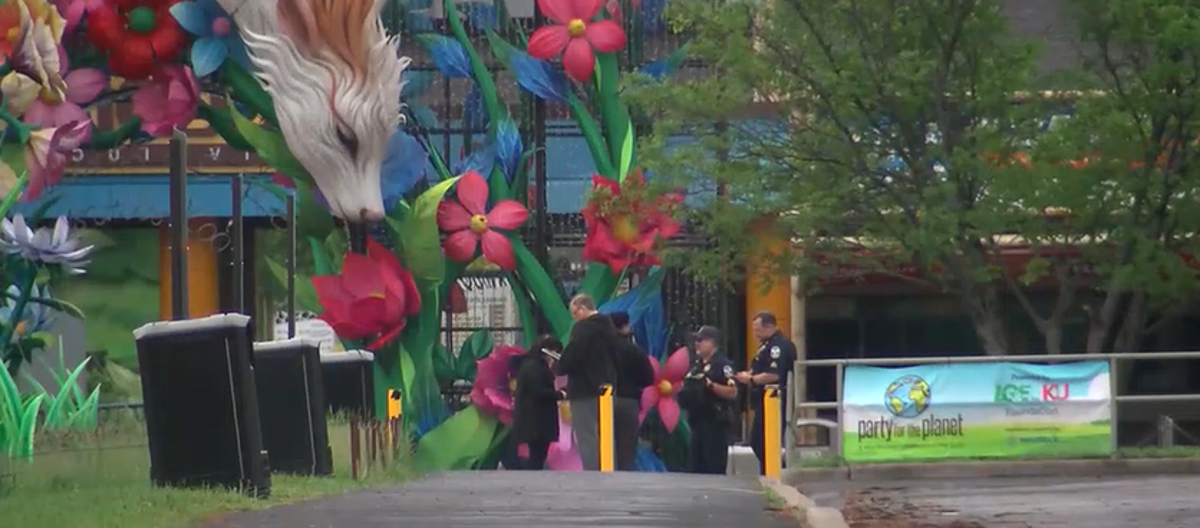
[387,389,403,421]
[763,385,781,478]
[598,384,615,472]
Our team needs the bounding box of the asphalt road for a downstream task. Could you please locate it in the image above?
[204,471,795,528]
[802,475,1200,528]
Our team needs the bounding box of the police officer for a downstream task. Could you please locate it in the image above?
[678,325,739,474]
[735,311,797,475]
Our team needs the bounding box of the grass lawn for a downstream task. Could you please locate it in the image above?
[0,414,415,528]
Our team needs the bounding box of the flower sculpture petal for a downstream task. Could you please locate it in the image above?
[546,412,583,470]
[469,344,523,425]
[581,173,682,273]
[24,120,90,200]
[527,0,627,82]
[86,0,188,80]
[53,0,106,34]
[638,346,689,433]
[14,0,68,99]
[437,170,529,270]
[23,55,109,142]
[0,215,94,274]
[169,0,247,77]
[130,64,199,136]
[311,239,421,350]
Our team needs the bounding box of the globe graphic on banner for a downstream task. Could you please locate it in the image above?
[884,375,931,418]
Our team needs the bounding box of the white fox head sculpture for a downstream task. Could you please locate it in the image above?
[217,0,410,222]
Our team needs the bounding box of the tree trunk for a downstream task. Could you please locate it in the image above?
[963,283,1009,356]
[1086,287,1126,354]
[1113,293,1149,353]
[1043,323,1063,355]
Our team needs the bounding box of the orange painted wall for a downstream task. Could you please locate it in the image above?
[158,221,221,320]
[744,220,792,367]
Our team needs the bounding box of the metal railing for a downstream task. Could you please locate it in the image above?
[784,351,1200,464]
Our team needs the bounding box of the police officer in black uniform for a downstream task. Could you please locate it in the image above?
[678,325,739,474]
[735,311,798,475]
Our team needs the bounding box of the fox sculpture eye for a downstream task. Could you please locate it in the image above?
[216,0,410,222]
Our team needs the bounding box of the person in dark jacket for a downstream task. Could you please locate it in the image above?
[610,311,654,470]
[556,294,620,471]
[512,335,566,470]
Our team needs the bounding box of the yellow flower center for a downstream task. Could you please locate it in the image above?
[657,379,673,396]
[369,292,386,299]
[470,214,489,234]
[567,19,586,38]
[612,216,640,244]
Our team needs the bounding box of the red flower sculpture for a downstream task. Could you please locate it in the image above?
[581,172,682,273]
[528,0,626,82]
[437,170,529,270]
[86,0,188,80]
[311,239,421,351]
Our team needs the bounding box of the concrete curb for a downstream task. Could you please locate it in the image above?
[783,457,1200,484]
[760,477,849,528]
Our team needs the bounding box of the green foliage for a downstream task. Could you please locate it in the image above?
[389,177,461,286]
[0,361,42,459]
[433,329,494,385]
[230,107,310,182]
[411,405,500,471]
[633,0,1200,354]
[19,343,101,432]
[633,0,1048,354]
[265,258,322,314]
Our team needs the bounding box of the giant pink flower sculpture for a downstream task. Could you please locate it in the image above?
[131,64,200,137]
[639,347,689,433]
[470,344,523,424]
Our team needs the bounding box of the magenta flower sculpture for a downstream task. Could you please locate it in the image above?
[470,344,523,425]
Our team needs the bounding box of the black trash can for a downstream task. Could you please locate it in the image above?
[253,339,333,476]
[133,313,271,497]
[320,350,375,418]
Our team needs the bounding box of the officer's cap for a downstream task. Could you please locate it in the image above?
[694,325,720,343]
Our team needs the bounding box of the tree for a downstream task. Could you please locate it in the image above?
[1025,0,1200,353]
[632,0,1056,355]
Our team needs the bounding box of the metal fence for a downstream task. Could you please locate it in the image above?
[786,352,1200,464]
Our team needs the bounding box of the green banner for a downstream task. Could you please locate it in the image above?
[842,361,1112,462]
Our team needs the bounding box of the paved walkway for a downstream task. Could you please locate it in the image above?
[804,475,1200,528]
[209,472,794,527]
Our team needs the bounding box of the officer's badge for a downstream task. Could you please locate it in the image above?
[770,345,781,359]
[704,364,712,372]
[723,365,734,378]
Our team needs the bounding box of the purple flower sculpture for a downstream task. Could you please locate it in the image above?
[0,216,94,275]
[470,344,523,425]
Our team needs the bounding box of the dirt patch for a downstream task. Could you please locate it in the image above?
[841,489,1024,528]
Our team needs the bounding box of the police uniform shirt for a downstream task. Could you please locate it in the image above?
[703,354,737,388]
[695,353,737,420]
[750,332,797,404]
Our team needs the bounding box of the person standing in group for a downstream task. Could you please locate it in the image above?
[609,311,655,471]
[735,311,797,475]
[556,294,620,471]
[679,325,739,474]
[512,335,567,470]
